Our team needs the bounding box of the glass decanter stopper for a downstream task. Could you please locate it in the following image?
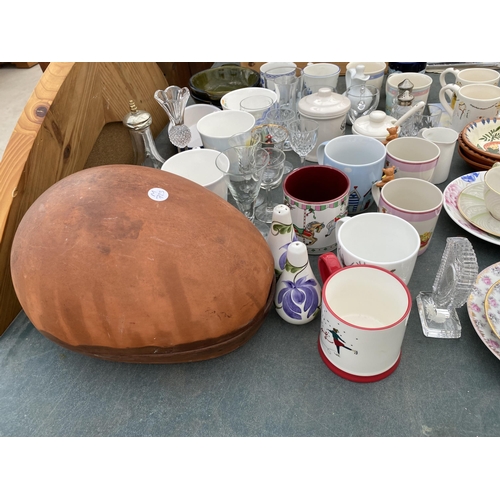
[154,86,191,149]
[122,100,165,169]
[416,237,478,339]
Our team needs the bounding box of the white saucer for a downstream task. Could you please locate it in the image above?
[443,171,500,246]
[457,181,500,237]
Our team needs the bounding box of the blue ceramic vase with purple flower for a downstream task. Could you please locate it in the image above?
[274,241,322,325]
[266,204,297,278]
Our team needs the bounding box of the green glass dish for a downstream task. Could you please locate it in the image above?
[189,65,261,107]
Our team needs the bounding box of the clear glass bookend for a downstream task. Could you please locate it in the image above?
[416,237,478,339]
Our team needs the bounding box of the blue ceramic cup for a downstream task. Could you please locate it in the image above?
[317,135,387,215]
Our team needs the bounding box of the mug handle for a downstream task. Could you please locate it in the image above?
[318,252,342,283]
[439,68,459,88]
[439,83,460,117]
[371,181,382,207]
[316,141,330,164]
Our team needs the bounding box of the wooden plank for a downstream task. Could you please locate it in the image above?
[0,62,169,334]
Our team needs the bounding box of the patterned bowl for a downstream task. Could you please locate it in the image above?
[458,133,498,168]
[462,117,500,160]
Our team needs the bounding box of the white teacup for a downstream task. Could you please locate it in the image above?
[440,67,500,108]
[439,83,500,132]
[161,149,229,200]
[172,104,221,149]
[318,264,412,382]
[346,62,387,91]
[371,177,444,255]
[197,110,255,152]
[220,87,278,112]
[385,136,440,182]
[484,164,500,220]
[303,63,341,94]
[385,72,433,114]
[319,212,421,284]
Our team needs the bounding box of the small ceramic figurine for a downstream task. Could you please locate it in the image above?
[274,241,322,325]
[375,165,396,187]
[383,126,399,145]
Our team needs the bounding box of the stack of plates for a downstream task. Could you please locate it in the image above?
[458,117,500,170]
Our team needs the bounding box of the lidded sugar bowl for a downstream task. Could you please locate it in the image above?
[298,87,351,161]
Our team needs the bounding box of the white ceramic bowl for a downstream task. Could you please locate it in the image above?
[196,110,256,152]
[220,87,278,111]
[168,104,221,149]
[161,148,229,200]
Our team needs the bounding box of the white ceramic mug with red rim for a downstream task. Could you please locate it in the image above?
[318,264,412,383]
[385,136,440,182]
[372,177,444,255]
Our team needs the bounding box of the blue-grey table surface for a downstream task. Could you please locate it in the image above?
[1,71,499,438]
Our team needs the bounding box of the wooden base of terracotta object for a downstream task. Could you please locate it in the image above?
[10,165,275,363]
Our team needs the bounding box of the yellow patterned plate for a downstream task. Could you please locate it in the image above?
[485,280,500,340]
[457,181,500,237]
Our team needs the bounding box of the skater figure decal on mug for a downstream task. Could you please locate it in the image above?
[321,325,359,357]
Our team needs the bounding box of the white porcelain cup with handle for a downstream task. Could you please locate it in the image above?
[440,67,500,108]
[439,83,500,132]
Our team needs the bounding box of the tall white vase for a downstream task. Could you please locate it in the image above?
[274,241,322,325]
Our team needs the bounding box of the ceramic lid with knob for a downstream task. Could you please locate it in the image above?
[298,88,351,120]
[352,110,398,139]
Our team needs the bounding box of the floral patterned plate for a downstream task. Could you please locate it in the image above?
[462,117,500,159]
[467,263,500,360]
[485,280,500,340]
[444,171,500,246]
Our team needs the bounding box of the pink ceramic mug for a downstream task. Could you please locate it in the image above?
[371,177,444,255]
[385,136,440,182]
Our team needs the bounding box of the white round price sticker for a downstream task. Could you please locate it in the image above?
[148,188,169,201]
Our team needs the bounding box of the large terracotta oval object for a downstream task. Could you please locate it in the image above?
[11,165,275,363]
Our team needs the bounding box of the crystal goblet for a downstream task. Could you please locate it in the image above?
[288,118,319,167]
[215,146,270,223]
